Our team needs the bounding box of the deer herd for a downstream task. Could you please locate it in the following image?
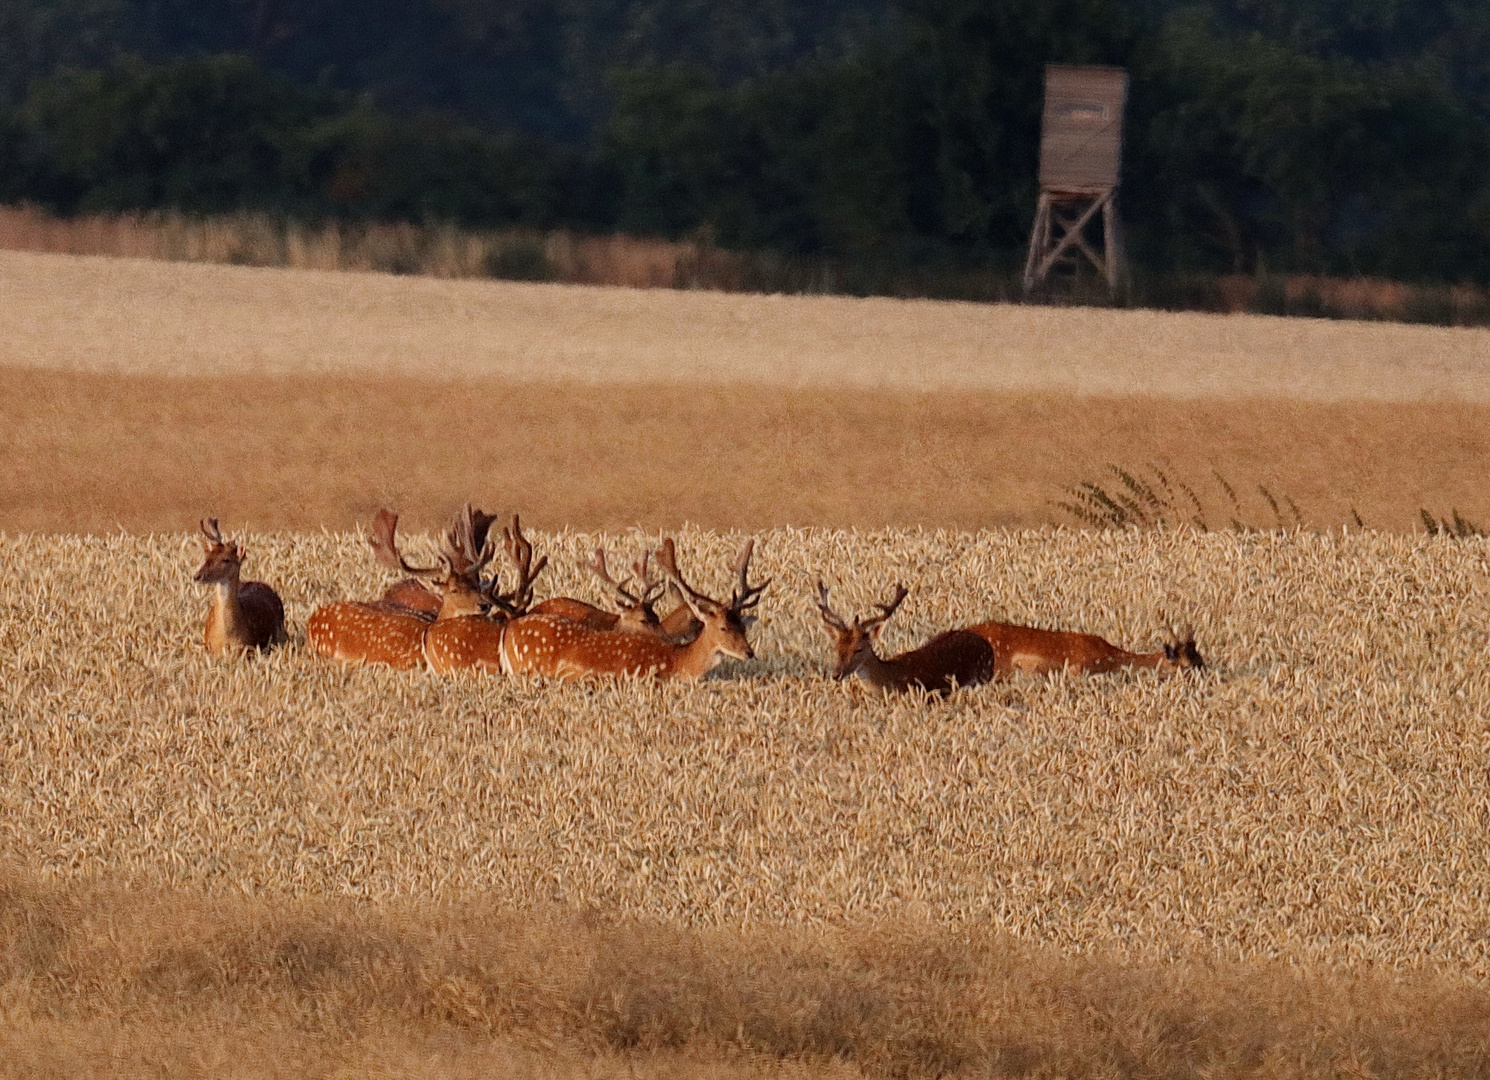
[193,507,1204,695]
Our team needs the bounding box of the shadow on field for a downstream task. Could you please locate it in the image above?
[1,869,1486,1079]
[4,366,1490,534]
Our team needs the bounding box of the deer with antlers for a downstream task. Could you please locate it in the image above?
[962,618,1204,677]
[369,506,501,619]
[816,582,993,696]
[530,547,699,642]
[421,514,550,675]
[498,538,766,680]
[193,519,287,656]
[306,506,493,669]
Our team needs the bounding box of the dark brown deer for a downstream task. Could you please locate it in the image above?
[193,519,287,656]
[962,618,1204,677]
[816,582,993,696]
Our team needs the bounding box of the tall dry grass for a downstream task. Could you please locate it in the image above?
[4,527,1490,971]
[0,204,744,289]
[3,869,1488,1079]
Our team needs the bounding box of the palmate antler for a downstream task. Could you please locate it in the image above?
[367,508,443,579]
[443,504,500,582]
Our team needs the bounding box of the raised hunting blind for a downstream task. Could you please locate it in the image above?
[1022,65,1128,298]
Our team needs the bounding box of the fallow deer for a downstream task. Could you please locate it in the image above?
[816,582,993,696]
[421,514,550,674]
[530,548,698,642]
[193,519,287,656]
[306,507,492,669]
[498,538,766,680]
[962,618,1204,677]
[371,506,501,618]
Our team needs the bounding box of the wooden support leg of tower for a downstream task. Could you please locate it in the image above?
[1022,194,1053,295]
[1102,192,1121,299]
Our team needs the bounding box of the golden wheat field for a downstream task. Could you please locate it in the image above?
[4,525,1490,1076]
[4,525,1490,960]
[4,249,1490,534]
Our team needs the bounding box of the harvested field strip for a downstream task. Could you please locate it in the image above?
[3,528,1489,976]
[2,871,1488,1080]
[4,249,1489,400]
[5,366,1490,534]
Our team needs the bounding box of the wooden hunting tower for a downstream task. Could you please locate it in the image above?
[1022,64,1128,298]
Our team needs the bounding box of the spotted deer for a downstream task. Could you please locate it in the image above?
[422,514,549,675]
[193,519,288,656]
[372,506,501,618]
[962,618,1204,677]
[306,507,492,669]
[816,582,993,696]
[498,538,766,680]
[531,548,699,642]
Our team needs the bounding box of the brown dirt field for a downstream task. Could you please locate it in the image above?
[3,365,1487,534]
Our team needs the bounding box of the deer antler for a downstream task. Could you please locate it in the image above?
[367,508,442,578]
[654,537,717,617]
[443,504,500,579]
[591,547,664,610]
[489,514,548,616]
[815,580,848,631]
[442,503,498,583]
[200,518,225,545]
[860,584,909,632]
[730,538,770,615]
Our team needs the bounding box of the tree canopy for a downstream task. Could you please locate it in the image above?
[1,0,1487,281]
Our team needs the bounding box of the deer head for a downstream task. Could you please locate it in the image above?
[591,547,666,633]
[370,507,489,619]
[816,580,908,680]
[194,518,245,585]
[655,537,758,663]
[1161,626,1205,670]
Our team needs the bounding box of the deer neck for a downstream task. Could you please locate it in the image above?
[848,647,897,689]
[1126,650,1167,670]
[434,592,485,622]
[212,571,245,625]
[670,623,735,679]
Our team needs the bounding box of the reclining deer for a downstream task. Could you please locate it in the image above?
[193,518,287,656]
[307,506,495,669]
[816,582,992,696]
[962,617,1204,677]
[495,538,766,680]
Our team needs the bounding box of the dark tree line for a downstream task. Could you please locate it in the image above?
[1,0,1487,282]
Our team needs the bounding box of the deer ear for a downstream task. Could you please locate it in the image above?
[868,622,884,640]
[1163,642,1178,661]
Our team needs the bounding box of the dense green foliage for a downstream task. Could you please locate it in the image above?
[1,0,1487,281]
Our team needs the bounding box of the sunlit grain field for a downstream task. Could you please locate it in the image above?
[4,249,1490,534]
[5,526,1488,976]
